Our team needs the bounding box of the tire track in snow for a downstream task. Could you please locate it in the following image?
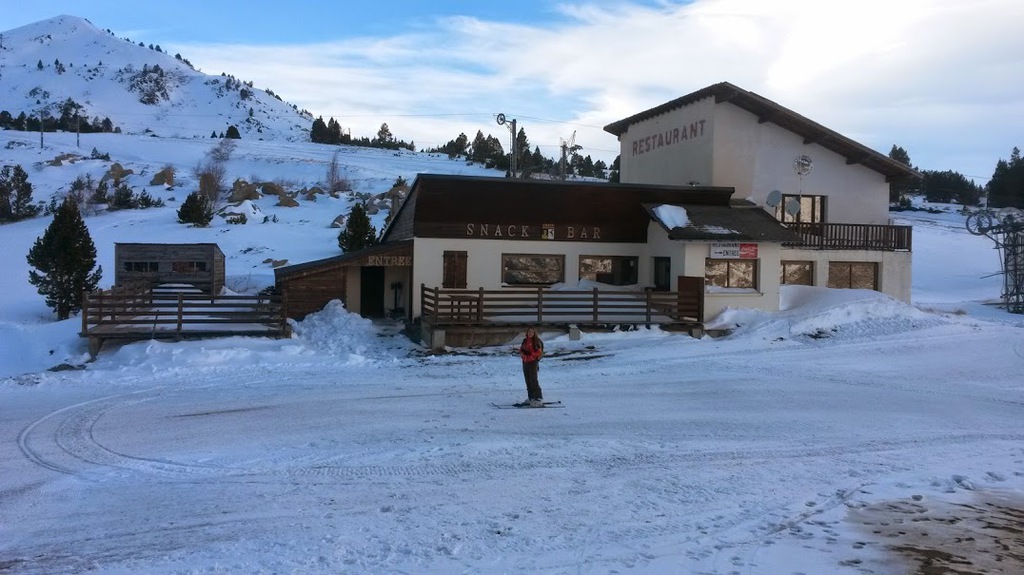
[21,388,1024,483]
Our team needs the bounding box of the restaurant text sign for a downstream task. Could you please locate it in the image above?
[710,242,758,259]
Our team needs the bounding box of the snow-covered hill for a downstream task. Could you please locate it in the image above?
[0,15,311,140]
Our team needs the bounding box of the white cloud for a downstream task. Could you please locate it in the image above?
[173,0,1024,180]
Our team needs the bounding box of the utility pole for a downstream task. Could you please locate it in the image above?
[496,113,518,178]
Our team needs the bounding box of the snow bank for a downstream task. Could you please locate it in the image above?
[289,300,416,363]
[706,285,936,339]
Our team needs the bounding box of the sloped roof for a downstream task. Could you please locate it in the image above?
[645,203,801,242]
[275,240,413,281]
[381,174,737,243]
[604,82,920,182]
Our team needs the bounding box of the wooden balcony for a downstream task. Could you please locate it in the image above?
[782,222,912,251]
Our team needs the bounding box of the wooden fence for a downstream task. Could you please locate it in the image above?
[783,222,912,251]
[80,286,289,356]
[421,285,703,327]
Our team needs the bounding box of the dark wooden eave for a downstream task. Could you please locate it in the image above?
[274,240,413,282]
[603,81,920,183]
[382,174,737,244]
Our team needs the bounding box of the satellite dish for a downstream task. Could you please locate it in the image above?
[794,155,813,176]
[785,198,802,217]
[766,189,783,207]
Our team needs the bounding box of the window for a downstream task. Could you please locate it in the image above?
[827,261,878,290]
[502,254,564,285]
[579,256,638,286]
[171,261,207,274]
[442,251,467,289]
[776,194,826,224]
[123,261,158,273]
[780,261,814,286]
[705,259,758,289]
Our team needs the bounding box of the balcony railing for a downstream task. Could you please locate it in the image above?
[783,222,912,251]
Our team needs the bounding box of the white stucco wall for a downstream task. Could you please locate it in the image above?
[782,248,912,303]
[617,98,892,225]
[618,97,717,187]
[612,95,911,312]
[712,104,891,224]
[411,237,655,317]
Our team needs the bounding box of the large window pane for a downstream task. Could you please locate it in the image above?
[502,254,564,285]
[827,261,877,290]
[579,256,638,285]
[777,194,826,224]
[705,259,757,289]
[781,261,813,285]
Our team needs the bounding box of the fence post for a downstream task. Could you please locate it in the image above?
[477,286,484,322]
[176,292,184,336]
[537,287,543,323]
[593,288,599,322]
[646,288,652,325]
[81,291,88,334]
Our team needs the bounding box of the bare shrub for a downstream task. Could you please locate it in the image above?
[325,151,351,193]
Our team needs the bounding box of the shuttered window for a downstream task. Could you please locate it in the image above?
[442,251,467,289]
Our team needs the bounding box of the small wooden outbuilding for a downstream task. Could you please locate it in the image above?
[114,242,226,295]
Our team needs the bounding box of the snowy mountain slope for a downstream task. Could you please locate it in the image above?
[0,128,502,328]
[0,15,311,140]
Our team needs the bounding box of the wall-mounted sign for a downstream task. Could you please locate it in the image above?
[464,223,602,241]
[364,255,412,267]
[630,118,707,157]
[710,242,758,259]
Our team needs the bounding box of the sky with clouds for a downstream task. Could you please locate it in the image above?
[3,0,1022,183]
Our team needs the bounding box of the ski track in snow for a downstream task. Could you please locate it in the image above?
[5,319,1024,574]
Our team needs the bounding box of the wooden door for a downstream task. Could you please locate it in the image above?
[676,276,705,322]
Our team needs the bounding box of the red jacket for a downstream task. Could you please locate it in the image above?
[520,337,543,363]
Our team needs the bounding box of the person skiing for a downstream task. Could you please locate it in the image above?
[519,326,544,407]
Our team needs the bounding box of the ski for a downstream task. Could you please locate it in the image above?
[491,401,563,409]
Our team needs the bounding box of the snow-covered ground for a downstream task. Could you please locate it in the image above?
[2,130,1024,574]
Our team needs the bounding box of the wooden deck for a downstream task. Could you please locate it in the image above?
[80,286,290,356]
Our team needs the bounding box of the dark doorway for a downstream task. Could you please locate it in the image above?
[653,257,671,291]
[360,267,386,317]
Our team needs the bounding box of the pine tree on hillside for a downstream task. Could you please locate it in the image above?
[337,203,377,252]
[225,125,241,139]
[177,191,213,226]
[27,198,102,320]
[888,145,918,203]
[987,147,1024,208]
[0,164,40,222]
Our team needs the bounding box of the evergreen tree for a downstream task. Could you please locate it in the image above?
[0,165,40,221]
[0,166,11,221]
[373,123,396,148]
[310,116,328,143]
[225,125,241,139]
[337,203,377,252]
[177,191,213,226]
[327,117,343,144]
[986,147,1024,208]
[921,170,983,205]
[888,145,918,203]
[608,155,621,183]
[27,198,102,320]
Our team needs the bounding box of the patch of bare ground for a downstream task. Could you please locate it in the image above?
[847,490,1024,574]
